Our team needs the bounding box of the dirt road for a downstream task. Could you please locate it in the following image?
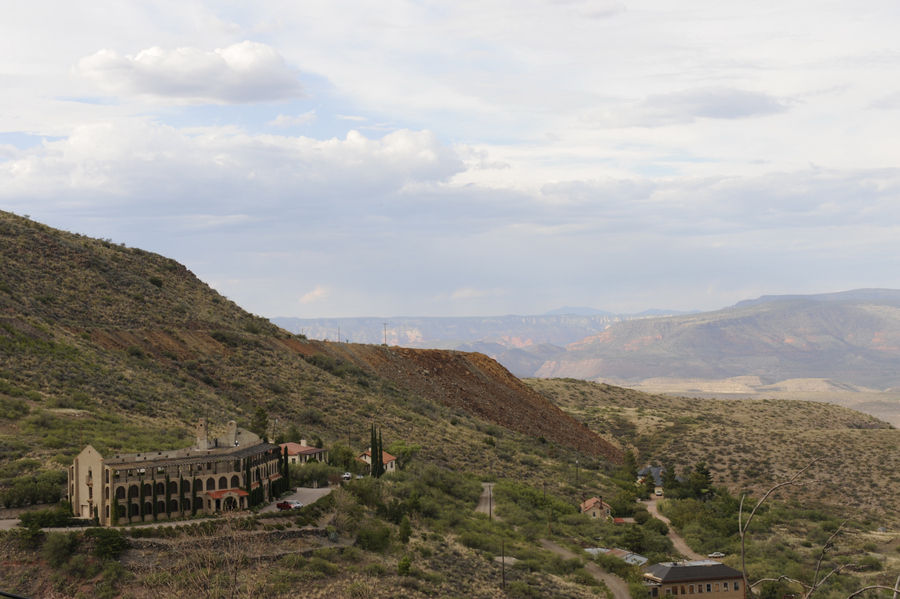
[645,498,705,560]
[540,539,631,599]
[476,483,496,519]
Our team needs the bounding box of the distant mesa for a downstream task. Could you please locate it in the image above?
[543,306,616,316]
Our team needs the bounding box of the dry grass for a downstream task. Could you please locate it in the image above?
[527,377,900,524]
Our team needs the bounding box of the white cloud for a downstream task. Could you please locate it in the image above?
[300,285,330,304]
[269,111,316,127]
[587,87,790,128]
[0,122,465,210]
[74,41,304,104]
[336,115,367,121]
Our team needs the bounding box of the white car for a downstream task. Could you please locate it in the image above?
[708,552,725,559]
[342,472,352,480]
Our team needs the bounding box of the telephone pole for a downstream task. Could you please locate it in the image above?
[382,323,388,345]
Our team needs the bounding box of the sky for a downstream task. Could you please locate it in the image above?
[2,1,900,318]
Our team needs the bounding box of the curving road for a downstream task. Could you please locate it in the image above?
[645,498,705,561]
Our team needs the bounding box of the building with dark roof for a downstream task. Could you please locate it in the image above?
[643,560,744,599]
[69,418,283,526]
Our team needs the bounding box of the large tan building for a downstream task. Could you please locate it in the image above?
[643,560,744,599]
[68,418,283,526]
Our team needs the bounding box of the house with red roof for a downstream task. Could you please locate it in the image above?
[280,440,328,466]
[357,449,398,475]
[580,496,612,519]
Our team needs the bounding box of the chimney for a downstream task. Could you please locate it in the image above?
[196,418,208,450]
[300,438,307,447]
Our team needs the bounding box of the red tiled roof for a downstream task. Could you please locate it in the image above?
[280,442,327,456]
[580,497,611,512]
[205,488,249,500]
[358,450,397,463]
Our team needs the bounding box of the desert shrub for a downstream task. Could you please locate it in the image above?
[398,554,412,576]
[507,581,541,598]
[19,505,73,528]
[0,397,30,420]
[364,562,387,576]
[307,557,340,577]
[856,555,882,571]
[43,531,79,567]
[356,521,392,552]
[148,276,163,288]
[84,527,129,559]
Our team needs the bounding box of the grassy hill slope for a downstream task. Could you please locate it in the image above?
[528,378,900,521]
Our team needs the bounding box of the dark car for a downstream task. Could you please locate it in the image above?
[276,499,303,510]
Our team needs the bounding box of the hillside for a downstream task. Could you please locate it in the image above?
[0,210,618,471]
[536,297,900,390]
[528,378,900,521]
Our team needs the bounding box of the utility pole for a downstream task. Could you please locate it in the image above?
[501,539,506,589]
[489,485,492,523]
[576,458,579,486]
[382,323,388,345]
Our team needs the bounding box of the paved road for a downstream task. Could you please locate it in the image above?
[260,486,333,514]
[540,539,631,599]
[645,498,705,560]
[476,483,496,518]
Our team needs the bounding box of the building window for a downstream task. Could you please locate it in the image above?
[724,583,729,591]
[706,585,711,593]
[689,585,694,594]
[681,587,686,595]
[665,590,671,596]
[715,584,720,592]
[673,587,678,595]
[734,582,740,591]
[698,584,703,593]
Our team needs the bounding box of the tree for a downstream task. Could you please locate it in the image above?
[250,407,269,439]
[387,440,422,470]
[738,459,900,599]
[689,462,714,500]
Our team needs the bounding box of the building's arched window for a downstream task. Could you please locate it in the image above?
[117,487,126,500]
[231,475,239,488]
[105,488,110,500]
[105,506,109,518]
[170,499,178,512]
[130,503,139,517]
[156,482,165,495]
[193,479,203,493]
[143,502,152,516]
[157,500,165,514]
[218,477,227,490]
[129,485,138,499]
[169,481,178,494]
[183,498,191,512]
[206,478,215,491]
[143,483,152,496]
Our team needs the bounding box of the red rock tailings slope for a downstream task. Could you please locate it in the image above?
[286,340,622,463]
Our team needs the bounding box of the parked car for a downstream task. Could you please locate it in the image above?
[276,499,303,511]
[708,552,725,558]
[655,490,663,496]
[342,472,352,480]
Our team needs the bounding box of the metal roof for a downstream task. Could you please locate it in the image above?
[643,561,742,583]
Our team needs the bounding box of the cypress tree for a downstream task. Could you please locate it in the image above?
[152,476,158,521]
[378,430,385,477]
[139,476,146,520]
[191,477,197,515]
[165,474,171,517]
[179,478,185,516]
[283,446,291,491]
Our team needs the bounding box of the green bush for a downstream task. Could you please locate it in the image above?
[19,505,73,528]
[42,531,79,567]
[84,528,129,559]
[364,562,387,576]
[398,554,412,576]
[356,521,392,552]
